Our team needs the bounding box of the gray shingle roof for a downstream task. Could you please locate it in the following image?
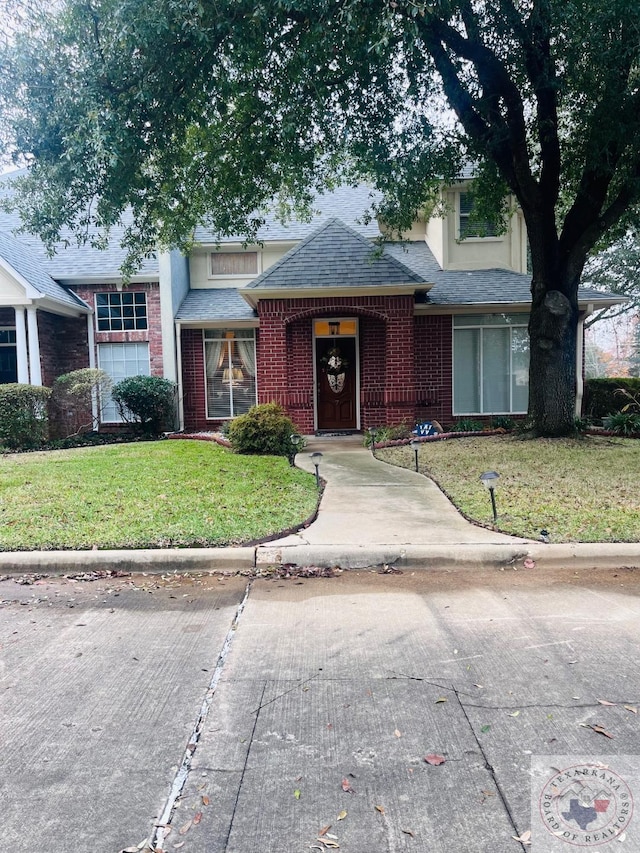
[0,230,88,310]
[176,288,257,322]
[0,171,159,280]
[194,184,382,244]
[246,218,426,291]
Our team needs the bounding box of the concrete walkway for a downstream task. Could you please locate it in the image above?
[0,435,639,572]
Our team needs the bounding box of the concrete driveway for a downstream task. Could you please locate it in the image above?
[2,567,640,852]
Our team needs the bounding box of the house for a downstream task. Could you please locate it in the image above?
[0,172,623,434]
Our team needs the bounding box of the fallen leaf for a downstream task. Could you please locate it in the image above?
[173,843,185,850]
[597,699,617,706]
[337,810,347,820]
[474,683,483,689]
[512,829,531,844]
[202,794,210,806]
[480,724,491,733]
[624,705,638,714]
[318,825,331,836]
[401,829,415,837]
[375,805,385,814]
[523,558,536,569]
[341,778,355,793]
[193,812,202,825]
[435,697,448,704]
[178,820,192,836]
[321,841,340,850]
[394,728,402,738]
[580,723,614,738]
[294,789,301,800]
[424,753,446,766]
[507,710,520,717]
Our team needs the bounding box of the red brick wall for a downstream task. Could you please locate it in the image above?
[72,283,163,377]
[37,311,89,387]
[178,298,459,433]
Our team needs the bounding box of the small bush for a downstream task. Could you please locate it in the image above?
[364,422,413,447]
[0,384,51,449]
[227,403,300,456]
[490,416,516,431]
[449,418,484,432]
[111,375,177,436]
[50,368,112,438]
[603,412,640,436]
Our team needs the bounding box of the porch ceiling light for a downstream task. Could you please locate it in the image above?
[480,471,500,523]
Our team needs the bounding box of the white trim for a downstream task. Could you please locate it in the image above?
[87,313,98,426]
[94,290,148,333]
[14,307,28,383]
[575,304,593,418]
[26,306,41,385]
[176,321,185,431]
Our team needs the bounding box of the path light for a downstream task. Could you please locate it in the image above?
[310,451,323,488]
[289,433,303,467]
[410,438,420,473]
[368,426,378,457]
[480,471,500,523]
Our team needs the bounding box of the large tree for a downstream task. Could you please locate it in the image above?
[1,0,640,436]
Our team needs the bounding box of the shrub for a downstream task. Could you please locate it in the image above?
[584,377,640,421]
[603,412,640,436]
[490,416,516,431]
[227,402,299,456]
[449,418,484,432]
[364,422,413,447]
[0,384,51,449]
[50,368,112,438]
[111,375,177,436]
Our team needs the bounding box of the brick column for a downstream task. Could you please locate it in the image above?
[256,301,288,408]
[383,296,416,425]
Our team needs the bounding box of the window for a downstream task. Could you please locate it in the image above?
[453,314,529,415]
[458,193,499,239]
[210,252,258,277]
[0,328,16,345]
[96,291,148,332]
[0,327,17,384]
[204,330,257,419]
[98,342,150,422]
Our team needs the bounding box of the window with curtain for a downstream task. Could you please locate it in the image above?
[204,329,257,419]
[453,314,529,414]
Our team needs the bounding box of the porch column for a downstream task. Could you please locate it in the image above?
[26,306,42,385]
[384,296,416,424]
[14,307,29,384]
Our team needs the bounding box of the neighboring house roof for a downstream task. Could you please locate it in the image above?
[0,170,159,281]
[176,288,257,323]
[0,229,89,311]
[194,184,382,244]
[245,218,427,293]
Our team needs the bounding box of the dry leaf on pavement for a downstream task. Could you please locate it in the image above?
[341,778,355,793]
[424,754,446,765]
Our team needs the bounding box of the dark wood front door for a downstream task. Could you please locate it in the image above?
[316,337,357,431]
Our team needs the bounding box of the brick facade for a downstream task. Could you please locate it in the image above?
[37,311,89,387]
[179,295,457,434]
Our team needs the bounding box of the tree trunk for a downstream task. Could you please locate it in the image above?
[527,286,579,436]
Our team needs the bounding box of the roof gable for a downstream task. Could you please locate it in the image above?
[246,218,427,292]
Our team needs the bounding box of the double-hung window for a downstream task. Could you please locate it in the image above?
[204,330,257,419]
[458,193,499,239]
[453,314,529,415]
[98,342,150,422]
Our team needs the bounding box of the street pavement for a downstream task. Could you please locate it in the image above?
[3,567,640,853]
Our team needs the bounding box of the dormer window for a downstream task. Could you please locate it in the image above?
[458,193,499,239]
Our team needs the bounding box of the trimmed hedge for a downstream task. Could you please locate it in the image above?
[111,375,177,436]
[584,378,640,420]
[50,368,112,438]
[0,384,51,449]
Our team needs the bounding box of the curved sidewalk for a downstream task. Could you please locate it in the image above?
[0,435,639,573]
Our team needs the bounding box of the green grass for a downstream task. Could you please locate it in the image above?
[378,435,640,543]
[0,440,319,551]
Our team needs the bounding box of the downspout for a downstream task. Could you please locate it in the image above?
[87,312,98,428]
[575,303,594,418]
[175,320,184,431]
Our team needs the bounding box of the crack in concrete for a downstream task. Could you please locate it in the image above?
[148,580,252,851]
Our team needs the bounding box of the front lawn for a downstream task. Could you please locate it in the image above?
[0,440,318,551]
[378,434,640,543]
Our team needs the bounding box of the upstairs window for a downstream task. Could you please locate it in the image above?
[96,292,148,332]
[458,193,500,239]
[210,252,258,277]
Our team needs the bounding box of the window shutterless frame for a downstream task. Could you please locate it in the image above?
[95,292,148,332]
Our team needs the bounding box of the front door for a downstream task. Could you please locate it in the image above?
[315,336,357,431]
